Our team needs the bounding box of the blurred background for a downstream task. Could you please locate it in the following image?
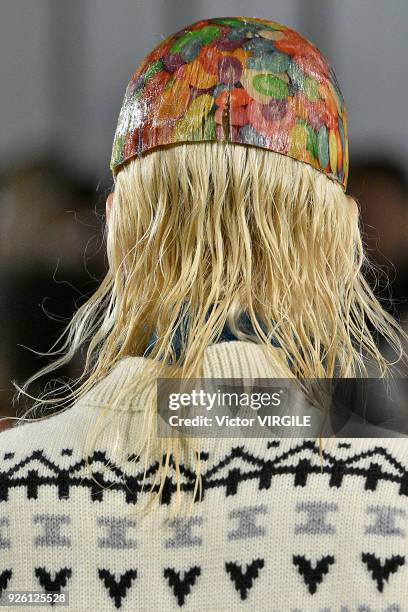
[1,0,408,429]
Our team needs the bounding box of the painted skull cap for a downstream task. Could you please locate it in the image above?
[111,16,349,191]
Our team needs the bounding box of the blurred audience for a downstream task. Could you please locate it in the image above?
[348,156,408,311]
[0,157,106,429]
[348,155,408,374]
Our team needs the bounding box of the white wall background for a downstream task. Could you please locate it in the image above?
[1,0,407,184]
[330,0,408,163]
[0,0,51,161]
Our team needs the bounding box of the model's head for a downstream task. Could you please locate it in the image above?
[101,16,394,381]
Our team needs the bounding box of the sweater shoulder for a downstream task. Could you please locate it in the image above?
[0,403,102,466]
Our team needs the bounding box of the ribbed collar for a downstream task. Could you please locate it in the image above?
[76,341,287,411]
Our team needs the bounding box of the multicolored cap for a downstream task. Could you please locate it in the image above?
[111,16,349,191]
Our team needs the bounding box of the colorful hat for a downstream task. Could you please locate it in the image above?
[111,16,349,191]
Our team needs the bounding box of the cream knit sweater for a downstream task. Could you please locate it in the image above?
[0,341,407,611]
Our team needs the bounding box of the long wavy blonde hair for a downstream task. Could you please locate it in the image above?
[13,141,408,513]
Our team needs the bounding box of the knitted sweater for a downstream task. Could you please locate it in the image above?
[0,341,407,611]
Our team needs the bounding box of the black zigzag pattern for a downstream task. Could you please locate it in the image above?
[362,553,405,593]
[293,555,335,594]
[34,567,72,604]
[225,559,265,600]
[0,569,12,598]
[98,569,138,609]
[163,566,201,607]
[0,441,407,506]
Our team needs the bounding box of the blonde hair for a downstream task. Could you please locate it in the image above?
[13,141,408,514]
